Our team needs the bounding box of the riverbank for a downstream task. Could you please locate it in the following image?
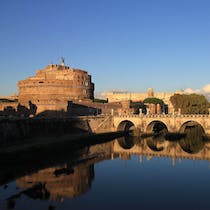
[0,131,126,186]
[0,130,126,158]
[0,117,91,146]
[0,116,115,147]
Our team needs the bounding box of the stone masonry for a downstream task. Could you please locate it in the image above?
[18,62,94,113]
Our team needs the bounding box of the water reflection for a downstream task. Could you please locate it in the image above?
[2,142,113,208]
[179,125,205,154]
[114,126,210,162]
[146,135,165,152]
[1,127,210,209]
[15,164,94,201]
[4,163,95,209]
[117,135,135,149]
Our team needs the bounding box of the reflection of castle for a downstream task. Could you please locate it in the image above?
[7,138,210,203]
[16,163,94,201]
[18,61,94,113]
[15,142,114,201]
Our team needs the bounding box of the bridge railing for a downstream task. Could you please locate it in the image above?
[114,113,210,118]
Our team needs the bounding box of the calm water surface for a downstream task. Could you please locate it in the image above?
[1,132,210,210]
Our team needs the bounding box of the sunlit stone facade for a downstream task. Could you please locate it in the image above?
[18,63,94,112]
[102,89,184,114]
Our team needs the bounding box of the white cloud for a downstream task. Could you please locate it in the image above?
[184,88,194,94]
[184,84,210,101]
[184,88,200,94]
[203,84,210,93]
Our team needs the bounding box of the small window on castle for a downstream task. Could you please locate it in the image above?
[39,81,44,83]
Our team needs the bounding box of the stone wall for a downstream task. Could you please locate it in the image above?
[0,118,91,146]
[0,102,18,112]
[87,116,114,133]
[102,89,182,114]
[0,115,116,146]
[18,64,94,111]
[113,114,210,134]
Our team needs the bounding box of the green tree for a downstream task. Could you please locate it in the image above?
[143,97,164,105]
[170,93,210,114]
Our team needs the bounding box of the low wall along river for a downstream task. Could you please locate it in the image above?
[0,116,114,147]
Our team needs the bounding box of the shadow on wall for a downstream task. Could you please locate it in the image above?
[0,101,101,118]
[36,101,101,118]
[0,101,37,118]
[0,117,93,146]
[67,101,101,116]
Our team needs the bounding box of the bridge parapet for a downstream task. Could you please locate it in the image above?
[113,114,210,134]
[114,114,210,118]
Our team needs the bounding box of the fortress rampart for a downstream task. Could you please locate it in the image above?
[18,63,94,112]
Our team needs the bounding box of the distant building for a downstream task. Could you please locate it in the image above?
[101,89,184,114]
[0,94,18,113]
[18,62,94,113]
[0,94,18,101]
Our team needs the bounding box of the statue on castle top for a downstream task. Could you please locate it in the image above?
[61,57,65,66]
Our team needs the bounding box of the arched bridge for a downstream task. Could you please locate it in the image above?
[113,114,210,135]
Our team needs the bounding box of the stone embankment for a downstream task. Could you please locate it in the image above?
[0,116,114,148]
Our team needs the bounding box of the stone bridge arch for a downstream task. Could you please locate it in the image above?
[117,120,136,132]
[113,115,210,134]
[142,117,176,133]
[179,120,205,134]
[145,120,168,133]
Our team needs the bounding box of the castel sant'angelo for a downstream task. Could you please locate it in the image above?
[18,59,95,113]
[0,59,182,116]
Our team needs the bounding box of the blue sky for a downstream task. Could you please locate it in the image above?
[0,0,210,96]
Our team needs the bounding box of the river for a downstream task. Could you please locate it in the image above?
[1,127,210,210]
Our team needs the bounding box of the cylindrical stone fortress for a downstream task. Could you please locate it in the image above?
[18,63,94,112]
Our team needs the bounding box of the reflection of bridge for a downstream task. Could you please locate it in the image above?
[5,139,210,204]
[113,114,210,134]
[113,139,210,163]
